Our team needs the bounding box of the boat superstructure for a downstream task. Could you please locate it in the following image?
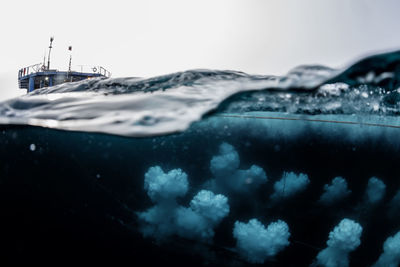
[18,37,111,93]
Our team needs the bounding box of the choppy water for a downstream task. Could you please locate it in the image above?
[1,50,400,266]
[2,50,400,137]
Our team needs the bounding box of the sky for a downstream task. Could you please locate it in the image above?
[0,0,399,100]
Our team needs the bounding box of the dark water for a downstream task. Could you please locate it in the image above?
[1,51,400,266]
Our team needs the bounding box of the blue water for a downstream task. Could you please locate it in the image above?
[2,50,400,137]
[0,50,400,266]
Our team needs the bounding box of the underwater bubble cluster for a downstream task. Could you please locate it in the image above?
[270,172,310,201]
[233,219,290,264]
[314,218,363,267]
[137,166,229,242]
[206,142,267,194]
[137,143,400,265]
[373,231,400,267]
[365,177,386,204]
[319,177,351,205]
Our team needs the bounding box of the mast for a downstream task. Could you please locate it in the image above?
[47,36,54,70]
[68,46,72,72]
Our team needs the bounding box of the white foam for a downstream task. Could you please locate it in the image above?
[233,219,290,263]
[373,231,400,267]
[319,177,351,205]
[315,218,363,267]
[365,177,386,204]
[271,172,310,200]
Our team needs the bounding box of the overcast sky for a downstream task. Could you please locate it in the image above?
[0,0,399,100]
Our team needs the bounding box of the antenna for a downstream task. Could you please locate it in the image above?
[43,52,46,70]
[68,46,72,72]
[47,36,54,70]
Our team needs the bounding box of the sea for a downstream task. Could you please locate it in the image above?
[0,50,400,266]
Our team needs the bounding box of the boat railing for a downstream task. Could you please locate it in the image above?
[18,63,44,78]
[98,66,112,77]
[76,65,112,77]
[18,64,112,79]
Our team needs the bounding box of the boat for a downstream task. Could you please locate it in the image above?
[18,37,111,93]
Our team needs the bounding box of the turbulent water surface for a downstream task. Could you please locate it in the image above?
[2,50,400,136]
[1,50,400,266]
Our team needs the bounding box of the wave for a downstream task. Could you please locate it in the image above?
[1,50,400,137]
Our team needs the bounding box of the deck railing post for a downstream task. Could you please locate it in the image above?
[28,76,35,92]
